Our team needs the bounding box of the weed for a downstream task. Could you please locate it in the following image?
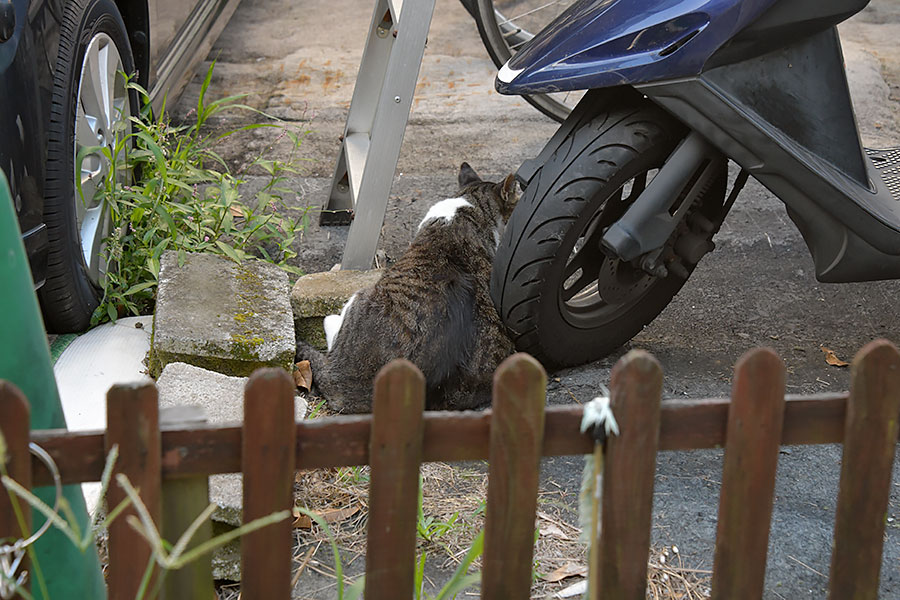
[85,63,310,325]
[305,398,327,419]
[335,466,370,486]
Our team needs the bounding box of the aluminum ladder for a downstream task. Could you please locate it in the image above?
[321,0,437,270]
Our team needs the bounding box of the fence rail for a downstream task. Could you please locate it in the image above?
[1,340,898,599]
[26,392,852,487]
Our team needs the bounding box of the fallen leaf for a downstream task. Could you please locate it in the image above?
[539,522,574,541]
[292,512,312,529]
[541,562,587,583]
[229,205,245,218]
[820,346,849,367]
[294,360,313,390]
[313,505,360,524]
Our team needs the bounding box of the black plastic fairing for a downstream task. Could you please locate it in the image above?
[639,26,900,283]
[704,27,868,185]
[706,0,868,69]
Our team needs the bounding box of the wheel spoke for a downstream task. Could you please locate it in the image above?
[75,110,99,150]
[562,217,606,302]
[77,173,99,216]
[624,173,647,203]
[561,269,596,302]
[80,204,107,280]
[496,1,564,28]
[82,43,107,132]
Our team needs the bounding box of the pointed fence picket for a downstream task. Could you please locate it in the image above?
[0,341,898,599]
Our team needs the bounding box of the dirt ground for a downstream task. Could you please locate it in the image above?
[172,0,900,597]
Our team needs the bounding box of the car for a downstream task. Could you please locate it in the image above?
[0,0,241,332]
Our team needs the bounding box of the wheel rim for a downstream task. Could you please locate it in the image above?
[557,171,662,328]
[73,31,128,286]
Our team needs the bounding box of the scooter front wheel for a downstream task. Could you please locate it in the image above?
[491,101,726,367]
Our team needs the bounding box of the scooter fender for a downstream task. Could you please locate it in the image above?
[496,0,778,95]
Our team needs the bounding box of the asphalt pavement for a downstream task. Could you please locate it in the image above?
[173,1,900,597]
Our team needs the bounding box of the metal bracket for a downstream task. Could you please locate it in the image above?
[321,0,437,270]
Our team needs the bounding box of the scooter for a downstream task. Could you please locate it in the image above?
[487,0,900,367]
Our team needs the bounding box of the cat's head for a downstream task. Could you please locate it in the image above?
[458,162,518,222]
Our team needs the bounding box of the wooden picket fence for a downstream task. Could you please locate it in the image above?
[1,339,899,599]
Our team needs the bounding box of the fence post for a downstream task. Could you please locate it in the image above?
[711,348,785,599]
[0,381,31,597]
[828,339,900,600]
[482,353,547,600]
[596,349,662,599]
[365,359,425,600]
[106,382,162,600]
[160,406,214,600]
[241,368,296,599]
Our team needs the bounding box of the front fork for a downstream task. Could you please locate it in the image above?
[602,130,748,278]
[518,88,748,279]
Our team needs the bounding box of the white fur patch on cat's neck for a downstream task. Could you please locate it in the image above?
[324,293,357,351]
[417,197,473,232]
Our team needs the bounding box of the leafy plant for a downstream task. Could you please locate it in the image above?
[412,474,482,599]
[416,474,461,548]
[85,62,310,325]
[335,466,370,486]
[413,531,484,600]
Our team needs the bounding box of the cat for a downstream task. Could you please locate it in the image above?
[297,163,519,413]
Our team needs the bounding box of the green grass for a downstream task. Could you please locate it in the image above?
[85,62,310,326]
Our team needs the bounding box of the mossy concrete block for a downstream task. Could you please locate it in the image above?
[290,269,382,350]
[156,362,307,580]
[150,251,295,377]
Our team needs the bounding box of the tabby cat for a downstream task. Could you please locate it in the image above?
[297,163,518,413]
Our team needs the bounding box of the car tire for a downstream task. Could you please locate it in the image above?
[39,0,137,332]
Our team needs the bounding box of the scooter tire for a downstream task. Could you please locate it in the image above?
[491,100,725,367]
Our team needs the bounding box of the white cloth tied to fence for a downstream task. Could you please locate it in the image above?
[580,392,620,440]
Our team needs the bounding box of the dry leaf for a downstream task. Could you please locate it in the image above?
[292,513,312,529]
[541,562,587,583]
[540,522,574,541]
[229,205,245,218]
[313,505,360,523]
[294,360,313,390]
[820,346,849,367]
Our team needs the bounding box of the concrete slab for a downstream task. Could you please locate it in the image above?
[156,361,308,580]
[150,251,295,377]
[291,269,382,349]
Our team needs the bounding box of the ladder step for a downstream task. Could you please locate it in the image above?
[345,133,370,203]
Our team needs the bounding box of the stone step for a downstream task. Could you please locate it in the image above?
[156,361,308,580]
[150,251,296,377]
[290,269,382,350]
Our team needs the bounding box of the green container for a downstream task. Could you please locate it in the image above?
[0,170,106,598]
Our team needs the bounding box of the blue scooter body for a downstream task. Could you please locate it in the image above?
[495,0,900,283]
[497,0,778,93]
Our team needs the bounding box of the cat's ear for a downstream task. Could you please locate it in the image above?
[498,173,519,217]
[458,162,482,188]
